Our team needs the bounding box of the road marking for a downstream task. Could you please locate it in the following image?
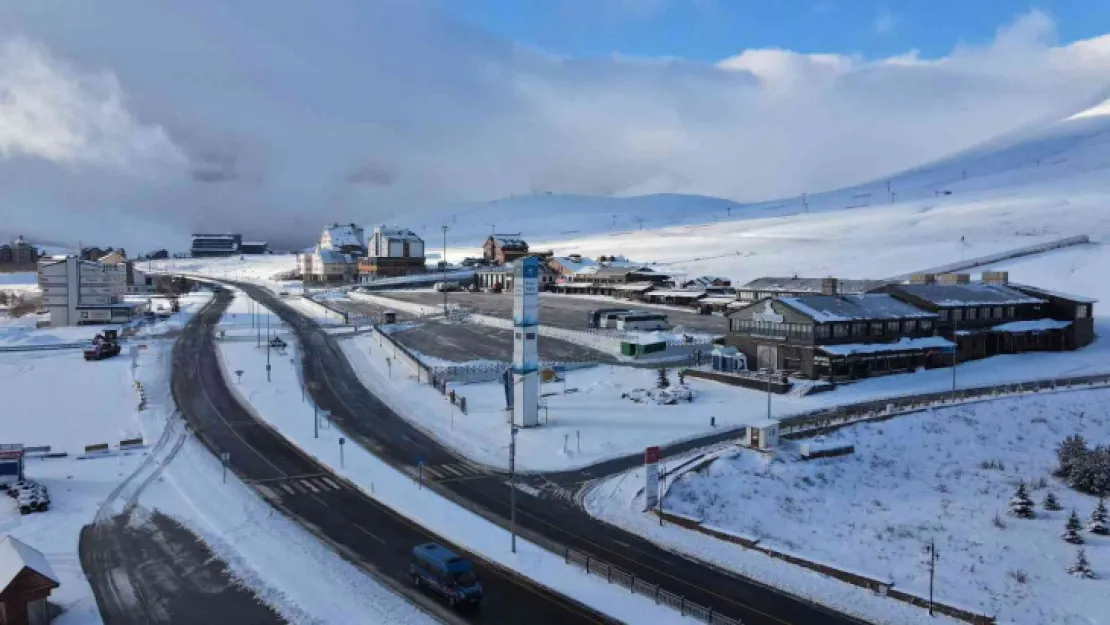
[280,483,296,495]
[322,477,340,490]
[352,522,386,545]
[441,465,464,477]
[301,479,320,493]
[422,466,444,479]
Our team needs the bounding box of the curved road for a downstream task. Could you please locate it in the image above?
[235,282,866,625]
[174,289,611,625]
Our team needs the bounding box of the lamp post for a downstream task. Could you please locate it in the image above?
[510,425,519,553]
[441,225,449,314]
[951,315,958,395]
[925,540,940,616]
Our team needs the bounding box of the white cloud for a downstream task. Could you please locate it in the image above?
[0,4,1108,250]
[0,38,186,173]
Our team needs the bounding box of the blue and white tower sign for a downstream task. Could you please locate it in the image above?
[512,256,540,427]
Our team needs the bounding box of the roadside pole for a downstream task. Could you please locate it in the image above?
[510,426,518,553]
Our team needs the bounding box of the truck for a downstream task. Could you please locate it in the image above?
[410,543,483,609]
[83,329,121,361]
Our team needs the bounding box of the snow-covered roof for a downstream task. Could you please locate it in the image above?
[241,241,268,246]
[611,283,656,291]
[893,284,1045,307]
[491,235,527,249]
[741,277,887,294]
[980,319,1073,333]
[701,296,738,304]
[779,294,936,322]
[316,247,354,264]
[0,535,59,591]
[649,289,707,298]
[686,276,730,287]
[1010,284,1098,304]
[323,224,365,248]
[375,226,422,242]
[191,234,239,241]
[818,336,954,356]
[552,256,597,273]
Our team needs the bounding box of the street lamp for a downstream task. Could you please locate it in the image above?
[441,225,449,314]
[509,425,519,553]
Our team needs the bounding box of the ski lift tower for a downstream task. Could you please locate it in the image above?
[512,256,540,427]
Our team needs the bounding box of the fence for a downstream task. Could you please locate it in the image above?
[777,371,1110,438]
[370,325,468,414]
[428,360,596,384]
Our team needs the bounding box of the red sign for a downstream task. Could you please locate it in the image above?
[644,446,660,464]
[0,450,23,460]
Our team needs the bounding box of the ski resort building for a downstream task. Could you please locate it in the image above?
[0,535,60,625]
[299,246,356,283]
[358,226,426,280]
[190,234,242,257]
[475,260,556,291]
[319,223,367,257]
[483,235,529,265]
[37,256,146,326]
[736,276,890,302]
[0,236,38,266]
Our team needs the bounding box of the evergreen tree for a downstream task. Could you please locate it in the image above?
[1043,491,1063,511]
[677,370,686,386]
[1067,548,1096,579]
[1008,482,1035,519]
[1063,509,1085,544]
[656,368,671,389]
[1056,434,1089,478]
[1088,498,1109,535]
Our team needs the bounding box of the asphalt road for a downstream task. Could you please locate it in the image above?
[236,282,866,625]
[382,291,729,335]
[173,289,610,625]
[80,510,284,625]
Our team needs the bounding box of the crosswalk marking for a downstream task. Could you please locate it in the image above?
[422,466,444,479]
[322,477,340,490]
[415,463,494,482]
[280,483,296,495]
[442,465,464,477]
[302,479,321,493]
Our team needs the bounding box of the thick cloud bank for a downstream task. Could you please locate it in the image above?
[0,2,1108,250]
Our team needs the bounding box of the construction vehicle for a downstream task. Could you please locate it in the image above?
[83,329,122,361]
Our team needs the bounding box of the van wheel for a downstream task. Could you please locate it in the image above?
[448,596,457,609]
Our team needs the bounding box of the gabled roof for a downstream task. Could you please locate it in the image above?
[1010,284,1098,305]
[778,294,938,322]
[323,224,365,248]
[890,284,1045,307]
[741,277,888,294]
[490,235,527,249]
[315,247,354,264]
[374,226,422,242]
[551,256,597,273]
[0,535,59,592]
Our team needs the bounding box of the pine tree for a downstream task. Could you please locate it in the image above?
[1063,509,1085,544]
[677,370,686,386]
[1043,491,1063,511]
[656,368,671,389]
[1008,482,1035,519]
[1067,548,1096,579]
[1088,498,1109,535]
[1056,434,1089,478]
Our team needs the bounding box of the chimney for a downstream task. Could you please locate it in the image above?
[938,273,967,285]
[981,271,1009,286]
[909,273,936,285]
[820,277,838,296]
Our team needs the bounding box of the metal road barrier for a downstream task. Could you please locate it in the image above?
[0,342,88,353]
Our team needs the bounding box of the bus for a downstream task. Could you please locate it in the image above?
[410,543,483,608]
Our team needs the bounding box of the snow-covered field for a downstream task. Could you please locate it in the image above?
[216,290,700,624]
[0,291,434,625]
[147,254,299,294]
[587,388,1110,625]
[0,272,38,292]
[336,322,1110,472]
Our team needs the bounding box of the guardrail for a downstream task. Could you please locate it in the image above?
[563,546,742,625]
[0,342,88,353]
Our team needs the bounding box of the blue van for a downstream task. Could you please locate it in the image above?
[410,543,483,608]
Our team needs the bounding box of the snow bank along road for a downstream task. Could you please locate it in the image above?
[173,289,610,625]
[232,281,864,625]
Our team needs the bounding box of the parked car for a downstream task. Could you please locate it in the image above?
[433,281,461,293]
[410,543,483,608]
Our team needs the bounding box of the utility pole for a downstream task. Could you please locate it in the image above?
[510,426,519,553]
[926,540,940,616]
[442,225,449,314]
[951,316,958,395]
[766,368,772,421]
[801,192,808,214]
[265,313,271,383]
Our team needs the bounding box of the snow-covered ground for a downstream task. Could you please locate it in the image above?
[336,321,1110,472]
[216,290,700,624]
[0,291,433,625]
[147,254,299,294]
[0,272,38,292]
[587,388,1110,625]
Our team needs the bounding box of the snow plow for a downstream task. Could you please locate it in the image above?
[83,329,122,361]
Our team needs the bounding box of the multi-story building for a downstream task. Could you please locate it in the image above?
[37,256,145,326]
[358,226,426,280]
[483,235,529,265]
[736,276,890,302]
[299,246,356,283]
[190,234,242,257]
[0,236,38,265]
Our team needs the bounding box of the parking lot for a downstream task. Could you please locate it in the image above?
[380,291,729,334]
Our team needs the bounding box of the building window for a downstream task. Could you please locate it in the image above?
[921,319,933,332]
[980,307,991,320]
[871,322,884,335]
[852,322,867,336]
[951,309,963,322]
[1077,305,1089,319]
[833,324,848,338]
[992,307,1002,319]
[1004,306,1015,318]
[938,310,949,321]
[815,325,830,339]
[904,320,917,332]
[886,321,900,333]
[966,308,977,321]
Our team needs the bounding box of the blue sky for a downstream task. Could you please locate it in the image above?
[440,0,1110,60]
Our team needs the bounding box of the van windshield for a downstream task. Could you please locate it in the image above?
[449,569,477,586]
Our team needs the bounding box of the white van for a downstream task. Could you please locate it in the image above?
[433,281,460,293]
